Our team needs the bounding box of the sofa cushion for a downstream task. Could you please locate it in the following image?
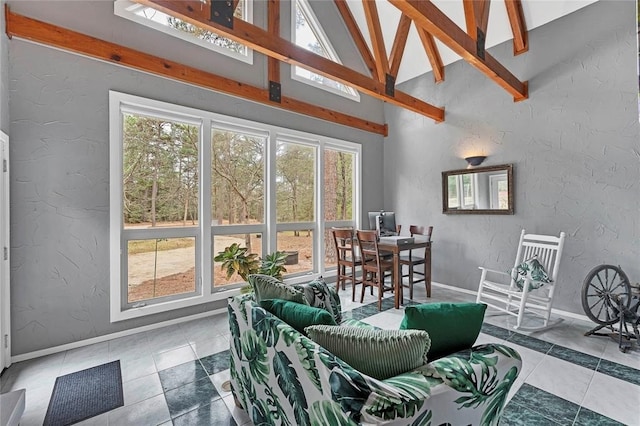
[249,274,308,305]
[400,302,486,360]
[293,277,342,323]
[305,325,430,380]
[510,256,552,291]
[260,299,337,335]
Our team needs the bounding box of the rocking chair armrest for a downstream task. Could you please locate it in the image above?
[478,266,511,278]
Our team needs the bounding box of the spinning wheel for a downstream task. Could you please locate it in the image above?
[582,264,639,352]
[581,264,631,325]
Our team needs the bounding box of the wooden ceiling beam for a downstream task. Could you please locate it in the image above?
[504,0,528,55]
[389,0,527,102]
[463,0,490,40]
[388,14,411,79]
[416,27,444,84]
[267,0,280,85]
[361,0,389,83]
[135,0,444,121]
[5,9,387,136]
[334,0,378,80]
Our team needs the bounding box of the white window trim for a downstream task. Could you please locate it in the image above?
[114,0,254,65]
[290,0,360,102]
[109,91,361,322]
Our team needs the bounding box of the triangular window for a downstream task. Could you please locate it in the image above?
[114,0,253,64]
[292,0,360,101]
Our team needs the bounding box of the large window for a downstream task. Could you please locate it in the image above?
[110,92,360,321]
[291,0,359,101]
[114,0,253,64]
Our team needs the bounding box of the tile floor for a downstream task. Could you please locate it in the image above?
[1,282,639,425]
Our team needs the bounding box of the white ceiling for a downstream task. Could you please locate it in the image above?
[345,0,599,84]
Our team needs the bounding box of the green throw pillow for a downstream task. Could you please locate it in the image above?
[260,299,337,335]
[510,256,552,291]
[400,302,486,360]
[305,325,430,380]
[249,274,308,305]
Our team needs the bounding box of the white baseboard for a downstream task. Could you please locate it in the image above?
[11,307,228,363]
[431,281,590,323]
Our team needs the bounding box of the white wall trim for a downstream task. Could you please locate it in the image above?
[11,306,227,363]
[432,281,590,322]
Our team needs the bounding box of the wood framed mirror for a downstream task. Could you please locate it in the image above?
[442,164,514,215]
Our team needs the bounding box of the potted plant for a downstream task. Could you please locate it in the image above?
[258,251,288,280]
[214,244,288,293]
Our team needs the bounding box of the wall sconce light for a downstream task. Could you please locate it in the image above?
[464,156,487,167]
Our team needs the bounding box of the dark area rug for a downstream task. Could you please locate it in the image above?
[44,360,124,425]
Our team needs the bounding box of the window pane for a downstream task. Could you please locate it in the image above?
[127,237,196,303]
[293,0,358,98]
[324,228,338,270]
[276,142,315,223]
[498,179,509,209]
[123,114,199,229]
[277,230,313,275]
[448,175,459,208]
[212,233,263,287]
[212,130,266,225]
[324,150,354,221]
[127,1,248,55]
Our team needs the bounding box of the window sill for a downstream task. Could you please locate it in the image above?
[110,287,241,322]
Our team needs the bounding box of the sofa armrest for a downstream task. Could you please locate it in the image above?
[360,343,521,425]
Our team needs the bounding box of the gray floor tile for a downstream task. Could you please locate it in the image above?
[158,360,209,392]
[164,377,220,419]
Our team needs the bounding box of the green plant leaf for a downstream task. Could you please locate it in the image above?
[213,243,260,281]
[240,329,270,385]
[480,366,519,426]
[309,400,359,426]
[252,306,281,347]
[328,368,372,423]
[259,251,288,279]
[295,337,322,392]
[273,350,310,426]
[409,409,432,426]
[227,304,242,357]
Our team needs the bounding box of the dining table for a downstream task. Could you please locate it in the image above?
[377,236,432,309]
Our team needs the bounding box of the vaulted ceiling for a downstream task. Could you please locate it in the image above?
[5,0,598,136]
[346,0,597,85]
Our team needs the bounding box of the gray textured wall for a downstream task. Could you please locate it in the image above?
[8,1,384,355]
[384,0,640,315]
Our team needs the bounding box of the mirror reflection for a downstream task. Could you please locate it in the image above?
[442,164,513,214]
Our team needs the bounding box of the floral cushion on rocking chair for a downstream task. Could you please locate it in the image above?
[510,256,552,291]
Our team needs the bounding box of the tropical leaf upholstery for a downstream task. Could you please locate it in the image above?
[228,290,521,425]
[510,255,552,291]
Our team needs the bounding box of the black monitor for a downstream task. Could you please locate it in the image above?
[367,211,397,236]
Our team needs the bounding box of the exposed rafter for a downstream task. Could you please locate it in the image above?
[334,0,378,80]
[504,0,528,55]
[463,0,490,41]
[134,0,444,121]
[416,27,444,84]
[389,0,528,102]
[388,14,411,79]
[361,0,389,83]
[267,0,280,102]
[4,8,387,136]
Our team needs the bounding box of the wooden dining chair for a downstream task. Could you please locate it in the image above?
[400,225,433,300]
[331,228,362,301]
[356,230,394,311]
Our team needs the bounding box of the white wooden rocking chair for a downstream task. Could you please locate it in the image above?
[476,229,566,331]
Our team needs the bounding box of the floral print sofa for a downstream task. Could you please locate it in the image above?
[228,285,521,426]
